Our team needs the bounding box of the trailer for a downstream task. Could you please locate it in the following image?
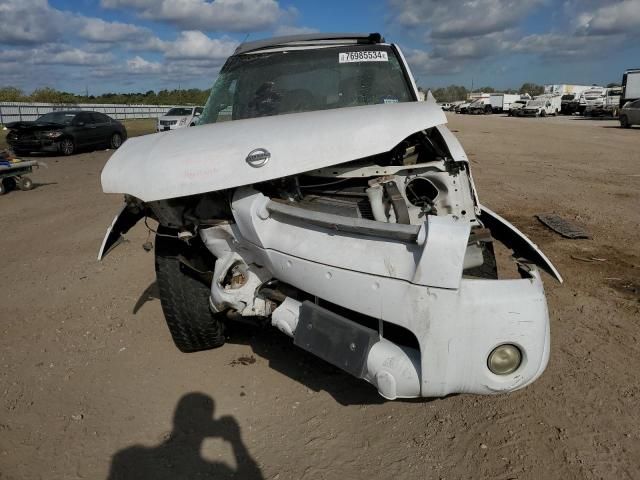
[489,94,521,113]
[620,68,640,107]
[0,160,40,195]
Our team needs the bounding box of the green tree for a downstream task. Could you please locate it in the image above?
[519,83,544,96]
[0,86,25,102]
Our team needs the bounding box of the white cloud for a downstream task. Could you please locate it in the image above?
[0,0,159,47]
[389,0,544,38]
[163,31,237,60]
[127,56,164,74]
[273,25,319,36]
[0,0,63,45]
[575,0,640,35]
[101,0,289,32]
[77,17,154,43]
[0,44,113,66]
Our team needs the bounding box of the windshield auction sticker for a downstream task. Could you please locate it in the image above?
[339,51,388,63]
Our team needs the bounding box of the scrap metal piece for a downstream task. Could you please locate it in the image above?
[536,213,591,239]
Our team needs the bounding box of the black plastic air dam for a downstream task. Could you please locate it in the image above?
[294,301,379,378]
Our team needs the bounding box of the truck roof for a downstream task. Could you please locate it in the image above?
[234,32,385,55]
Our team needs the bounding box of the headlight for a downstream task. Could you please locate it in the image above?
[43,131,63,138]
[487,344,522,375]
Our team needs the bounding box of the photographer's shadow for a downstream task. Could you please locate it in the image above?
[107,392,264,480]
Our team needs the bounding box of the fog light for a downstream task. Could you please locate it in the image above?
[488,344,522,375]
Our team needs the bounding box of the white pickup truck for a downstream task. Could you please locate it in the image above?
[521,95,562,117]
[99,33,560,400]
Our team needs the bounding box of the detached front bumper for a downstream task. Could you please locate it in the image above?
[199,188,555,399]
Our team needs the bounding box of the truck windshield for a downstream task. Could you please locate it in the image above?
[199,45,414,124]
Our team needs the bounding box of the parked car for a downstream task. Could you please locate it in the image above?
[6,111,127,156]
[100,32,561,400]
[619,99,640,128]
[157,106,203,132]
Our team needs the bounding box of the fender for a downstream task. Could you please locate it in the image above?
[479,204,563,283]
[97,204,144,260]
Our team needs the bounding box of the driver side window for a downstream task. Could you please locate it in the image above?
[74,112,92,126]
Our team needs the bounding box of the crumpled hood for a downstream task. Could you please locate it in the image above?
[6,121,65,131]
[101,102,447,202]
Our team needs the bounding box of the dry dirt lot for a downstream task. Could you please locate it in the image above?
[1,114,639,480]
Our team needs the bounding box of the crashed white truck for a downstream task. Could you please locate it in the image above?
[99,33,562,400]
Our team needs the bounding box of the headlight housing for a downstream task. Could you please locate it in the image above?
[487,344,522,375]
[43,130,63,138]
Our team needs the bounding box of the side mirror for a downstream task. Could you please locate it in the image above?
[194,112,201,116]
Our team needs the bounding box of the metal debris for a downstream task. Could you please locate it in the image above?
[536,214,591,239]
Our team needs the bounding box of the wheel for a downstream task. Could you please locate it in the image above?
[540,110,546,117]
[0,179,6,195]
[110,132,123,149]
[155,227,225,352]
[58,137,74,156]
[17,176,33,191]
[620,116,630,128]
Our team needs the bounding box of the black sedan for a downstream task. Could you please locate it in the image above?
[6,111,127,156]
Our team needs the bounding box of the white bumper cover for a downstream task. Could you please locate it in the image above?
[200,189,550,398]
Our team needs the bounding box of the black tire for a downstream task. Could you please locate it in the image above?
[17,176,33,191]
[620,116,630,128]
[58,137,74,156]
[110,132,123,149]
[540,110,546,117]
[155,228,225,352]
[0,179,6,195]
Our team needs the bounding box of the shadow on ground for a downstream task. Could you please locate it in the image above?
[107,392,264,480]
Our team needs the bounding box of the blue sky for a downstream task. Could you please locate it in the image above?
[1,0,639,94]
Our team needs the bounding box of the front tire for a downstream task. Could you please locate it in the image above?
[155,228,225,352]
[110,132,123,149]
[58,137,74,156]
[620,115,630,128]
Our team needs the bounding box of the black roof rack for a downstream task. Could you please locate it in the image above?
[234,32,385,55]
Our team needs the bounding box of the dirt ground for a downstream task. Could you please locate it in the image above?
[1,114,639,480]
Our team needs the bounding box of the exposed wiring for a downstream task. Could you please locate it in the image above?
[144,217,178,238]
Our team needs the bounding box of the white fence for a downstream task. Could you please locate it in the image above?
[0,102,194,124]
